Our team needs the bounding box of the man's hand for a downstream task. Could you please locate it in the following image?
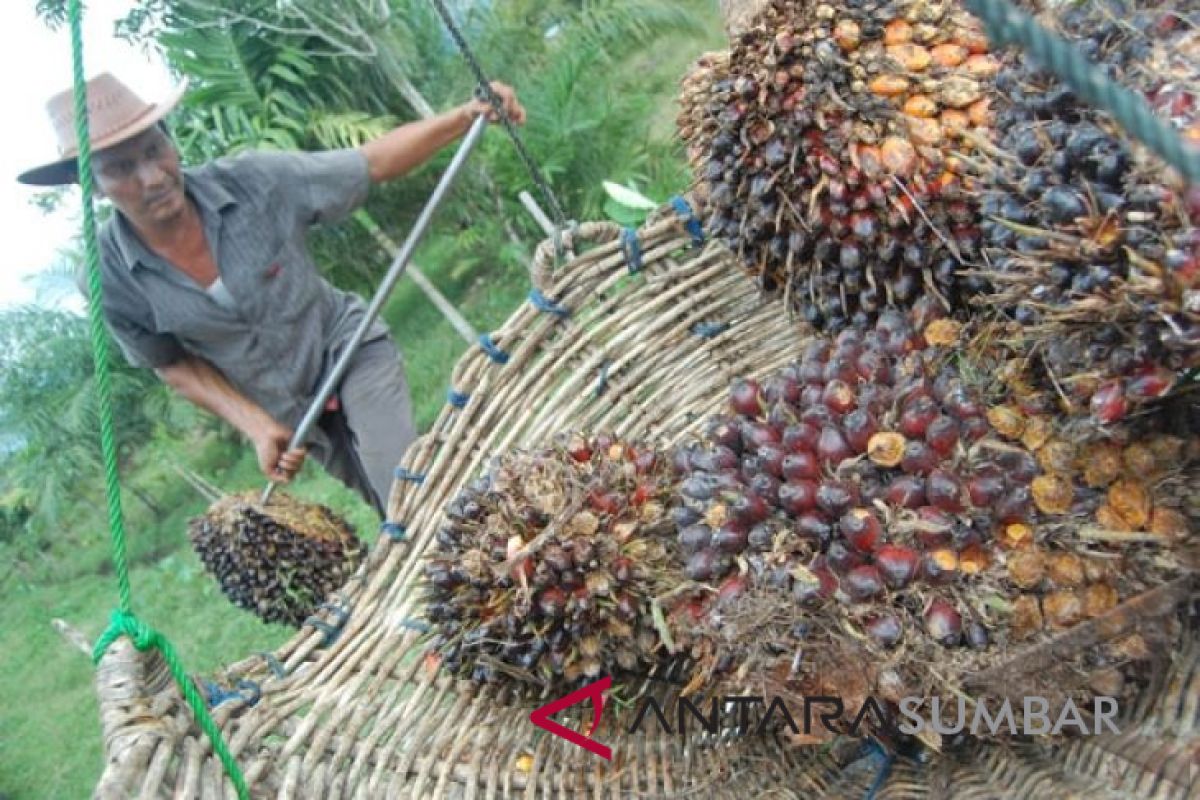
[253,420,307,483]
[462,81,526,125]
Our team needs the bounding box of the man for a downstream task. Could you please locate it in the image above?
[18,73,525,516]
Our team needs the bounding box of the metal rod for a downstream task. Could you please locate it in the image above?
[518,190,566,263]
[261,114,489,506]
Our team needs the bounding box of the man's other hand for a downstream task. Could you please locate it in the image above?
[254,421,307,483]
[464,82,526,125]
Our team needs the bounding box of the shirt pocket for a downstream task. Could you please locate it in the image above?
[253,238,323,325]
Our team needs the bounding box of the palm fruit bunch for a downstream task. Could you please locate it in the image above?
[669,301,1033,649]
[676,0,999,330]
[188,492,365,626]
[976,0,1200,426]
[423,434,680,688]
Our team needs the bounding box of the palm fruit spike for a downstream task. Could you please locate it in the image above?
[188,491,365,627]
[424,433,681,689]
[976,0,1199,426]
[677,0,998,330]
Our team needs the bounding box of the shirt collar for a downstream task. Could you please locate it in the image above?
[113,164,238,271]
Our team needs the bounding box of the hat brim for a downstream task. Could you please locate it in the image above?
[17,81,188,187]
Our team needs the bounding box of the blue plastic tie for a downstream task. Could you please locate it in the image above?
[394,468,426,484]
[478,333,510,365]
[380,521,407,541]
[447,389,470,409]
[863,740,895,800]
[528,288,570,318]
[258,651,288,680]
[670,196,704,247]
[304,601,350,647]
[620,227,644,273]
[205,679,261,709]
[593,361,611,397]
[691,321,729,338]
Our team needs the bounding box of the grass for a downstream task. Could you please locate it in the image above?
[0,10,721,798]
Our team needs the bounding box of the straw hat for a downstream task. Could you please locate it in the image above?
[17,72,187,186]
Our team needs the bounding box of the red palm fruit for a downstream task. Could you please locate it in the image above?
[613,590,638,620]
[840,508,883,554]
[795,512,833,546]
[678,524,712,554]
[537,586,568,618]
[717,575,749,605]
[1090,381,1127,424]
[800,383,825,408]
[783,422,820,452]
[630,482,655,506]
[925,415,959,455]
[633,449,658,475]
[858,383,893,415]
[816,481,858,517]
[793,562,838,603]
[960,416,990,442]
[731,491,770,526]
[944,387,984,420]
[779,479,819,515]
[757,444,787,477]
[965,622,989,649]
[685,549,718,581]
[886,474,926,508]
[748,523,774,551]
[801,405,833,427]
[765,374,803,405]
[567,434,593,462]
[900,396,939,438]
[856,350,890,383]
[509,556,534,583]
[843,409,879,453]
[921,548,959,584]
[898,376,936,406]
[803,339,832,363]
[827,540,864,573]
[799,359,826,385]
[876,545,920,588]
[818,425,853,464]
[1126,366,1174,401]
[673,444,697,475]
[996,487,1032,524]
[926,470,965,512]
[713,525,751,553]
[587,489,623,515]
[823,356,858,385]
[823,380,857,414]
[748,472,781,505]
[731,378,765,417]
[901,440,937,474]
[611,557,634,583]
[706,416,743,453]
[844,564,885,600]
[743,421,782,450]
[866,614,903,647]
[767,401,797,431]
[996,449,1039,483]
[782,451,820,481]
[924,599,963,645]
[967,470,1005,507]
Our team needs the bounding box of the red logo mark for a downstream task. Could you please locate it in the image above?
[529,676,612,760]
[264,262,282,278]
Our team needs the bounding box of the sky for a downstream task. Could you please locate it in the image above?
[0,0,174,312]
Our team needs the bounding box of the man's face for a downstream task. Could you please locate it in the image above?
[93,126,186,227]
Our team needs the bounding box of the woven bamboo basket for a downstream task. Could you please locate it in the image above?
[93,204,1198,799]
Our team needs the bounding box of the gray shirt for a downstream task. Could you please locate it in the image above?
[95,148,389,430]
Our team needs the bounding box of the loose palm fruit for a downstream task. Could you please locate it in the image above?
[1032,474,1075,515]
[1107,480,1152,529]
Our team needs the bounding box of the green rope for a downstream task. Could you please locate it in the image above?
[67,0,248,795]
[964,0,1200,185]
